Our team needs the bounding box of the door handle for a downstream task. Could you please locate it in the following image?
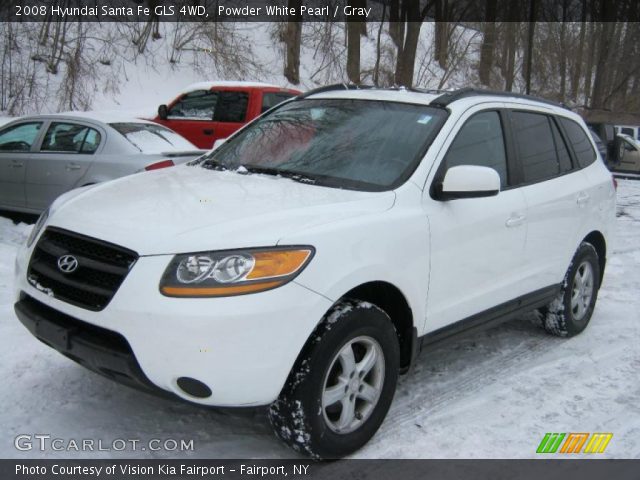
[66,163,82,171]
[203,129,214,135]
[576,192,590,206]
[505,214,526,228]
[9,161,23,168]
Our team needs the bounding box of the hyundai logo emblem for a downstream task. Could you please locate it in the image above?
[57,255,79,274]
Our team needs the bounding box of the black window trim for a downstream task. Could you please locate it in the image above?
[430,107,515,200]
[548,115,576,173]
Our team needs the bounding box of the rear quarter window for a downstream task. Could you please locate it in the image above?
[559,117,597,168]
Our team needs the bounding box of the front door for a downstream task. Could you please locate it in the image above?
[0,121,44,209]
[425,110,528,332]
[26,122,101,211]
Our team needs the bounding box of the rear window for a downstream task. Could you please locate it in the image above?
[110,123,194,153]
[559,118,596,168]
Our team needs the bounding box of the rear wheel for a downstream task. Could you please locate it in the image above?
[538,242,601,337]
[268,299,399,459]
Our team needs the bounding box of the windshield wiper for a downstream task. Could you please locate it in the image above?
[237,165,318,185]
[195,158,229,170]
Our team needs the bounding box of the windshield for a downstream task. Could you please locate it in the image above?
[110,122,195,153]
[197,99,447,191]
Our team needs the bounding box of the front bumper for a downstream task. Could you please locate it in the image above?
[14,247,333,407]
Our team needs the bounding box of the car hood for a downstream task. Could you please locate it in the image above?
[47,165,396,255]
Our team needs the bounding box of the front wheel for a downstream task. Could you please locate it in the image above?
[538,242,601,337]
[268,299,399,459]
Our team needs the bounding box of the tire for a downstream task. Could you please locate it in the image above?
[268,299,400,459]
[538,242,601,337]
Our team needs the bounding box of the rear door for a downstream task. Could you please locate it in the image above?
[0,121,44,209]
[26,121,102,211]
[508,109,588,292]
[209,87,251,143]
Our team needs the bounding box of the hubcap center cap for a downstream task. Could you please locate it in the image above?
[349,377,359,392]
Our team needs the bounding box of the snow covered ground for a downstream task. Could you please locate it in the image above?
[0,180,638,459]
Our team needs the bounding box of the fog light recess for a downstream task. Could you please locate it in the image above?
[176,377,212,399]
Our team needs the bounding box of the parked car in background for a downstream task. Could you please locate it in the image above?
[613,134,640,173]
[153,81,301,148]
[587,121,625,169]
[615,125,640,141]
[0,113,206,213]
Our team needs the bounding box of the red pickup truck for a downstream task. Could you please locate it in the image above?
[154,82,301,149]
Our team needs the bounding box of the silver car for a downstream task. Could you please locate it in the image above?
[0,113,207,213]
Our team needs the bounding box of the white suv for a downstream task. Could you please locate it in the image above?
[14,86,616,458]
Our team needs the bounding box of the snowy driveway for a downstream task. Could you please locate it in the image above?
[1,181,638,459]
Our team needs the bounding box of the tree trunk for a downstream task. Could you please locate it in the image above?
[570,1,587,101]
[478,0,498,86]
[373,3,386,86]
[591,21,616,108]
[584,21,597,104]
[283,0,302,85]
[434,0,448,69]
[395,21,422,86]
[523,0,537,94]
[504,21,518,91]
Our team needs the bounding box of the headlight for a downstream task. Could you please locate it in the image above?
[159,246,314,297]
[26,208,49,248]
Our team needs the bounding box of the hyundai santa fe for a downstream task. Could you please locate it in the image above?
[14,85,616,458]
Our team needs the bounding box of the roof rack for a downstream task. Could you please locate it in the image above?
[430,88,563,108]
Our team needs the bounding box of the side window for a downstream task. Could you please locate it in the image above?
[511,111,560,183]
[261,92,296,113]
[549,118,573,172]
[620,127,634,136]
[558,117,597,168]
[213,91,249,123]
[168,90,218,120]
[0,122,43,151]
[41,123,101,154]
[81,128,102,153]
[443,111,508,187]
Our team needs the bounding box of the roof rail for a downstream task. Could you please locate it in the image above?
[430,88,563,108]
[298,83,376,98]
[299,83,448,99]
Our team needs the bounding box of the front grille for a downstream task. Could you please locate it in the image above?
[27,227,138,311]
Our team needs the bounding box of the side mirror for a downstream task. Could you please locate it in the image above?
[158,104,169,120]
[438,165,500,200]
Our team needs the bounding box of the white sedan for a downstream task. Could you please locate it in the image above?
[0,112,207,213]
